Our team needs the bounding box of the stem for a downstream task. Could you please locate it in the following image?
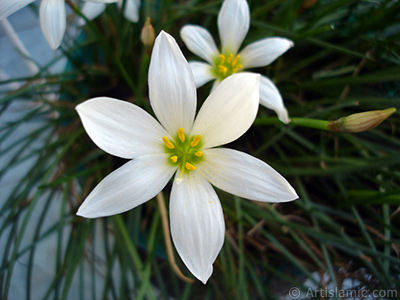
[291,117,330,130]
[156,192,194,283]
[254,116,330,130]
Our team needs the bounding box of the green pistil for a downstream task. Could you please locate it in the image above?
[212,53,243,81]
[162,128,204,172]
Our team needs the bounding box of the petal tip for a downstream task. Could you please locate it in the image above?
[231,72,260,83]
[75,102,83,112]
[76,200,96,218]
[155,30,170,45]
[76,206,89,218]
[75,100,92,115]
[285,184,299,202]
[200,277,210,285]
[49,43,60,50]
[75,199,106,219]
[279,37,295,50]
[158,30,168,37]
[278,107,291,124]
[290,190,299,201]
[194,266,213,285]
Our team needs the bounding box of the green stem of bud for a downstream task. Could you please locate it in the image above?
[254,117,330,130]
[291,118,330,130]
[254,108,396,133]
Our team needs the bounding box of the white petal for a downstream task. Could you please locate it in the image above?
[180,25,219,64]
[189,61,215,88]
[120,0,140,23]
[198,148,298,202]
[239,37,294,69]
[77,155,176,218]
[210,79,220,92]
[191,73,259,149]
[259,75,290,124]
[0,0,35,21]
[77,2,106,26]
[149,31,197,135]
[218,0,249,55]
[40,0,66,49]
[170,172,225,284]
[76,97,168,159]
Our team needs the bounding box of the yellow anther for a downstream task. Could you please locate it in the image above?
[233,64,242,72]
[232,55,240,67]
[162,136,175,149]
[194,151,203,157]
[219,54,226,64]
[218,65,227,75]
[190,135,201,147]
[178,127,185,142]
[185,162,196,170]
[170,156,178,163]
[227,53,233,63]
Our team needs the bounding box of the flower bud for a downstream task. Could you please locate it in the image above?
[141,17,155,48]
[328,108,396,133]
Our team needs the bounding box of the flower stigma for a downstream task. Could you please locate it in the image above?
[214,53,242,80]
[162,128,204,184]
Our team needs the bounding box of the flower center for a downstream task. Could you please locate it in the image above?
[162,128,203,184]
[213,53,243,80]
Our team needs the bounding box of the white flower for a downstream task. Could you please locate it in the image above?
[78,0,140,26]
[180,0,294,124]
[0,0,116,49]
[76,31,298,284]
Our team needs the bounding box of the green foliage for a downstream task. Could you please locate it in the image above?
[1,0,399,299]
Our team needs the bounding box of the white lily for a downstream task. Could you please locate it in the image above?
[79,0,140,25]
[0,0,117,49]
[180,0,294,124]
[76,31,298,284]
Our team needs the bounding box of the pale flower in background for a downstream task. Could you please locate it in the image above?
[0,0,117,49]
[78,0,140,25]
[180,0,293,123]
[76,31,297,283]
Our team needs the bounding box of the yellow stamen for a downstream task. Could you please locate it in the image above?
[227,53,233,63]
[162,136,175,149]
[219,54,226,64]
[218,65,227,75]
[232,55,240,67]
[178,127,185,142]
[233,64,242,72]
[194,151,203,157]
[185,162,196,170]
[190,135,201,147]
[170,156,178,163]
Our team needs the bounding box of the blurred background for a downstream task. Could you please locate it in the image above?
[0,0,399,299]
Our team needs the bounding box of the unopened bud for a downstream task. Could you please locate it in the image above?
[141,17,155,48]
[328,108,396,133]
